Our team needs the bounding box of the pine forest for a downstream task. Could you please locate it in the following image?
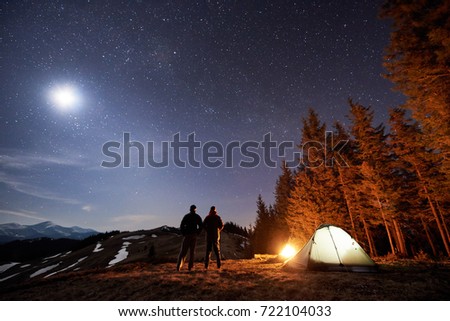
[251,0,450,258]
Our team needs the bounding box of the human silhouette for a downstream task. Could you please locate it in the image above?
[176,204,203,271]
[203,206,224,269]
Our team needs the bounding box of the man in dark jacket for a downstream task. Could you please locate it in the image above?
[176,204,203,271]
[203,206,224,269]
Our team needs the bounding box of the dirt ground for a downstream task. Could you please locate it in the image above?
[1,258,449,301]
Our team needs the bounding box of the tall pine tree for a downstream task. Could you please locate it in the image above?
[382,0,449,256]
[251,194,271,254]
[271,161,293,251]
[389,107,450,256]
[287,109,349,246]
[348,101,406,256]
[332,120,377,255]
[382,0,450,203]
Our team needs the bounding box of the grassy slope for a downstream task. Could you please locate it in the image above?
[1,258,449,301]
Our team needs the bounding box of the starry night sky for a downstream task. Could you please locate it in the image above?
[0,1,404,232]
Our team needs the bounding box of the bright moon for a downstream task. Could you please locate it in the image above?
[49,84,80,111]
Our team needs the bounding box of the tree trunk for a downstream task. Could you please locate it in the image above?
[393,219,407,256]
[415,166,450,256]
[436,201,450,243]
[399,222,407,256]
[369,228,377,257]
[338,167,358,241]
[362,217,376,257]
[375,194,396,255]
[421,216,437,257]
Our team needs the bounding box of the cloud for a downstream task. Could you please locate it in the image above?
[0,170,80,205]
[82,205,93,212]
[0,149,87,205]
[0,209,48,222]
[0,149,86,170]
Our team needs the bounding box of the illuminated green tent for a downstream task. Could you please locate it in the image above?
[284,224,377,272]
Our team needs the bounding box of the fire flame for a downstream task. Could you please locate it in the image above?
[279,244,296,259]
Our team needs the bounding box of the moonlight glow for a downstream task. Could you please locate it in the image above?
[49,84,80,111]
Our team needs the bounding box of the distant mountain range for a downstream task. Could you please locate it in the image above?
[0,221,98,244]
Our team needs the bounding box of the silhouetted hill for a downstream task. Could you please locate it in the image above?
[0,230,122,263]
[0,238,80,263]
[0,226,249,288]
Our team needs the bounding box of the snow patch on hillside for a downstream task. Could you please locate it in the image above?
[45,256,88,278]
[30,263,60,278]
[93,242,104,252]
[108,242,131,267]
[123,235,146,240]
[42,253,62,262]
[61,251,72,257]
[0,273,20,283]
[0,262,19,273]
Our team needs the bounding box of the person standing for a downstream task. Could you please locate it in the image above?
[177,204,203,271]
[203,206,224,269]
